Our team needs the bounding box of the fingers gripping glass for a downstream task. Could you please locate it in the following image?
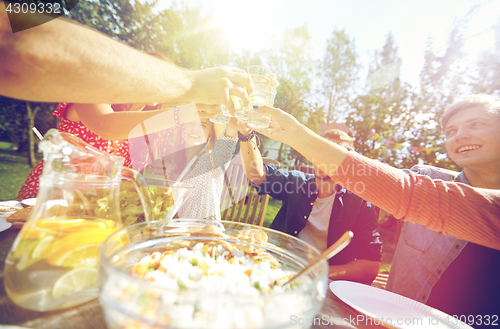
[210,95,245,124]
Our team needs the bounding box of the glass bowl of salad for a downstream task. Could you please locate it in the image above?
[99,219,328,329]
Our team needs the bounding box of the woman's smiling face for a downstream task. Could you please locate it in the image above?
[184,118,212,148]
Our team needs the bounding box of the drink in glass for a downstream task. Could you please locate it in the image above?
[247,90,276,129]
[209,105,231,124]
[4,183,123,311]
[248,65,274,91]
[3,129,151,311]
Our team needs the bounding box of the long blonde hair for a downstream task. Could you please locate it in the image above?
[142,118,218,181]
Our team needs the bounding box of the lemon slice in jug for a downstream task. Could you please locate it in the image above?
[51,267,98,298]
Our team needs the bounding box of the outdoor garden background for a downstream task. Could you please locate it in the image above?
[1,0,500,272]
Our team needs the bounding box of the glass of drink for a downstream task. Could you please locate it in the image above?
[220,95,246,122]
[200,105,219,121]
[209,105,231,124]
[235,105,248,121]
[248,65,274,91]
[247,90,276,129]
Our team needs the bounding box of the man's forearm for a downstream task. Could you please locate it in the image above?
[290,125,349,177]
[334,153,500,251]
[0,7,252,108]
[0,9,192,104]
[328,260,380,285]
[255,106,500,251]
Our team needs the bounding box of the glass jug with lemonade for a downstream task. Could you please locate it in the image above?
[3,129,152,311]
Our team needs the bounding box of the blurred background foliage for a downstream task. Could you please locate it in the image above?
[1,0,499,172]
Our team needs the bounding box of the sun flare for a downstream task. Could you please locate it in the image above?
[208,0,284,53]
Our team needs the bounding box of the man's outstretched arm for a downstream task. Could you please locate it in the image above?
[0,5,252,109]
[253,106,500,251]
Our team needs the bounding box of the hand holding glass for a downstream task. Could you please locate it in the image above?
[240,66,277,126]
[247,90,276,129]
[211,95,245,124]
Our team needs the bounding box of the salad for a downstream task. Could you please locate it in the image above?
[101,224,314,329]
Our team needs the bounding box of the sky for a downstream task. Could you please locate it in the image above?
[166,0,500,87]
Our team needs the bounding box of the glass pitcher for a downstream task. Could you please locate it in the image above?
[3,129,152,311]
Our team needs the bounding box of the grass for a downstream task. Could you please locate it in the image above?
[0,146,41,200]
[262,198,281,227]
[220,193,281,227]
[379,216,398,273]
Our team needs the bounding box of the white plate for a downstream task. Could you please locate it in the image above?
[20,198,37,207]
[0,200,22,208]
[330,281,472,329]
[0,219,12,232]
[0,200,22,221]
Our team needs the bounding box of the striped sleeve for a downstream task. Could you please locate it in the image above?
[332,153,500,251]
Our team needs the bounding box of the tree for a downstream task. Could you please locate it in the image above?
[267,26,313,101]
[470,17,500,97]
[265,26,315,166]
[172,7,231,69]
[68,1,231,69]
[0,96,57,165]
[230,49,265,71]
[317,28,361,124]
[68,0,174,49]
[417,26,467,118]
[0,97,25,150]
[411,15,471,170]
[26,102,41,167]
[345,33,417,168]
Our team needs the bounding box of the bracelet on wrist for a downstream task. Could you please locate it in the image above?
[237,130,255,142]
[238,130,260,153]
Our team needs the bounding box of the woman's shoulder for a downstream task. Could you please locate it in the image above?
[52,103,70,118]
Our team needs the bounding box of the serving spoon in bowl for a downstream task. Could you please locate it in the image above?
[284,231,354,286]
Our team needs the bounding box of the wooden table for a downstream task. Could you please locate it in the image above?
[0,227,388,329]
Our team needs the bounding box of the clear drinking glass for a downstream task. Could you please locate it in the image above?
[247,90,277,129]
[140,176,194,223]
[239,66,278,125]
[248,65,274,92]
[209,105,231,124]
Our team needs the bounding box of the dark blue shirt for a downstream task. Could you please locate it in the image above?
[251,164,382,265]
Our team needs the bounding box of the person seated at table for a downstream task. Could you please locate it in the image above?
[385,94,500,323]
[247,95,500,325]
[17,100,218,199]
[135,76,281,220]
[140,117,241,220]
[234,125,382,284]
